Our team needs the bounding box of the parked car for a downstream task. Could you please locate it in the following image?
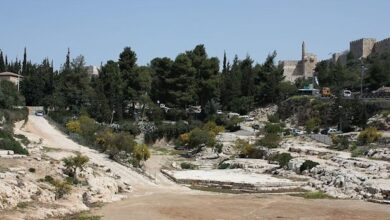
[343,90,352,97]
[328,128,339,134]
[291,128,305,136]
[216,110,223,115]
[239,115,254,121]
[227,112,240,118]
[320,128,339,135]
[35,110,44,116]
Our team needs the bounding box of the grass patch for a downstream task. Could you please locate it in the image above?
[151,147,181,155]
[63,212,102,220]
[293,191,333,199]
[14,134,30,146]
[17,201,29,209]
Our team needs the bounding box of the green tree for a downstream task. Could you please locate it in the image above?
[62,153,89,182]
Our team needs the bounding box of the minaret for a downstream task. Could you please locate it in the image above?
[302,41,306,76]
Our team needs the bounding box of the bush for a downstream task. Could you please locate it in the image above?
[216,115,242,132]
[358,127,382,145]
[66,120,81,133]
[43,175,72,199]
[257,133,281,148]
[0,130,28,155]
[264,123,283,134]
[119,121,141,136]
[203,121,225,136]
[188,128,216,148]
[302,191,332,199]
[269,153,293,168]
[235,139,265,158]
[132,144,151,167]
[96,130,136,156]
[305,117,321,134]
[218,162,230,169]
[44,175,54,183]
[267,113,280,123]
[28,168,36,173]
[300,160,319,172]
[14,134,30,146]
[351,147,365,157]
[180,162,197,169]
[331,135,350,150]
[53,180,72,199]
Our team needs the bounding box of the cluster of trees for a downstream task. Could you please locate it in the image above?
[0,45,296,124]
[316,52,390,94]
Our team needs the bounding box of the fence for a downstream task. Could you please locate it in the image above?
[307,134,333,145]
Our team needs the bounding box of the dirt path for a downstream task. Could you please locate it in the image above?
[15,116,390,220]
[15,116,156,190]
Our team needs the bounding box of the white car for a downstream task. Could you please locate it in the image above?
[292,128,305,135]
[343,90,352,97]
[216,110,223,115]
[228,112,240,118]
[35,110,44,116]
[328,128,339,134]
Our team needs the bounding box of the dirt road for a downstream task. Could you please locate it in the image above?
[16,116,390,220]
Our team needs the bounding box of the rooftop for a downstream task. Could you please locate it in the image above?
[0,72,23,78]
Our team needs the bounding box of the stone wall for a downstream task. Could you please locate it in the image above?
[349,38,376,58]
[374,38,390,55]
[279,60,303,82]
[332,51,348,65]
[303,53,317,78]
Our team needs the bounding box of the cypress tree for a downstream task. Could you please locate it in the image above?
[0,51,5,72]
[65,48,71,70]
[22,47,27,75]
[222,51,227,74]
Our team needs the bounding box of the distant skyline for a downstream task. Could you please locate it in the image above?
[1,0,389,69]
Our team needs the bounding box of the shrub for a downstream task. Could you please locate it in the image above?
[269,153,293,168]
[132,144,151,167]
[17,202,29,209]
[66,120,81,133]
[358,127,382,145]
[62,154,89,183]
[302,191,332,199]
[216,115,242,132]
[178,132,190,145]
[180,162,197,170]
[119,121,140,136]
[53,180,72,199]
[257,133,281,148]
[300,160,319,172]
[0,130,28,155]
[44,175,54,184]
[14,134,30,146]
[203,121,225,136]
[267,113,280,123]
[331,135,350,150]
[28,168,36,173]
[305,117,321,134]
[96,130,136,156]
[264,123,283,134]
[235,139,253,158]
[351,147,365,157]
[188,128,216,148]
[218,162,230,169]
[43,176,72,199]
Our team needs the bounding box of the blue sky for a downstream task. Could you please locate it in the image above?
[0,0,389,69]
